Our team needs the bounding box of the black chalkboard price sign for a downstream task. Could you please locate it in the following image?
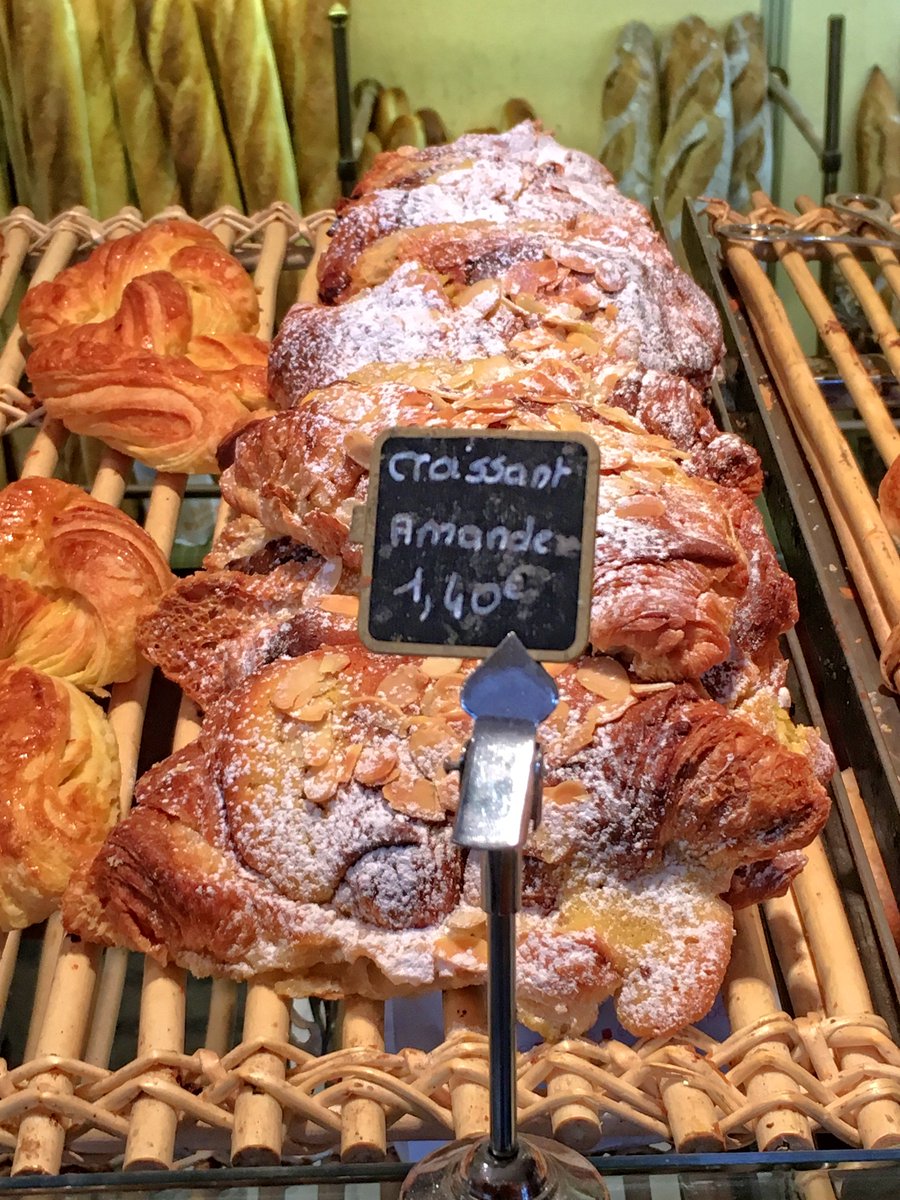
[358,428,598,660]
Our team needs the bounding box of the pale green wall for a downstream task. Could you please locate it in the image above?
[349,0,900,207]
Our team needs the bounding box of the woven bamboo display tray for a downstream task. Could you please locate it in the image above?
[2,204,900,1181]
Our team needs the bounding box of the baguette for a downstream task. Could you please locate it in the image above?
[73,0,130,217]
[374,87,411,144]
[503,98,537,129]
[658,16,733,231]
[653,99,726,232]
[857,66,900,201]
[726,13,772,212]
[96,0,180,214]
[192,0,299,211]
[385,113,427,151]
[0,0,31,206]
[263,0,343,212]
[417,107,448,145]
[13,0,97,218]
[599,21,660,206]
[138,0,241,215]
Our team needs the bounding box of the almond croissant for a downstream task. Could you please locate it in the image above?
[63,642,830,1038]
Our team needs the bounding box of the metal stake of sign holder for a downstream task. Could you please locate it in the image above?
[400,634,608,1200]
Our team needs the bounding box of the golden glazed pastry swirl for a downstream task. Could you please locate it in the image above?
[19,221,269,474]
[0,478,173,690]
[1,661,119,929]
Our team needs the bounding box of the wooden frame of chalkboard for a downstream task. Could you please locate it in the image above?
[357,427,599,661]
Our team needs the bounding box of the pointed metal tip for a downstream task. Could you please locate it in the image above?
[461,634,559,723]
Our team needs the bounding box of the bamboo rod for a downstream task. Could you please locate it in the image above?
[82,948,131,1067]
[122,960,187,1170]
[548,1067,602,1152]
[17,420,68,479]
[839,768,900,949]
[0,218,83,434]
[0,929,21,1028]
[22,914,66,1062]
[844,198,900,308]
[723,907,814,1150]
[340,997,387,1162]
[230,984,291,1165]
[89,448,132,506]
[11,942,101,1174]
[748,191,900,467]
[204,979,239,1059]
[792,838,900,1147]
[0,221,32,317]
[763,890,825,1017]
[719,234,900,679]
[657,1046,725,1153]
[442,988,490,1138]
[297,225,331,303]
[793,193,900,465]
[254,220,290,339]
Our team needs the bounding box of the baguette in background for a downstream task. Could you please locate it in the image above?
[857,66,900,201]
[657,16,733,234]
[599,21,660,207]
[726,12,772,212]
[264,0,344,213]
[12,0,97,218]
[74,0,130,217]
[138,0,241,216]
[97,0,180,215]
[193,0,299,212]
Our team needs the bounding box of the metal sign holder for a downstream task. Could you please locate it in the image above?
[400,634,608,1200]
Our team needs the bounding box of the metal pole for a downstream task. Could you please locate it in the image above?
[328,3,357,197]
[822,14,844,200]
[484,849,520,1161]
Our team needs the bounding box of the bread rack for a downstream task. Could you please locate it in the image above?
[2,202,900,1193]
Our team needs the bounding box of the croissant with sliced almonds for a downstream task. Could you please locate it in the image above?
[0,478,173,691]
[63,640,830,1037]
[62,121,834,1043]
[19,220,269,474]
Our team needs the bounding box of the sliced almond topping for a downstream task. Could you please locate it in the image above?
[631,681,677,695]
[452,279,502,314]
[575,658,631,703]
[337,697,408,734]
[317,594,359,617]
[585,696,637,728]
[408,721,460,776]
[302,761,341,804]
[615,495,666,520]
[295,697,332,722]
[304,728,334,768]
[271,658,325,713]
[344,430,373,467]
[435,932,488,964]
[421,656,461,679]
[545,780,589,805]
[320,652,351,675]
[542,662,567,677]
[339,743,363,782]
[383,775,443,820]
[565,331,601,354]
[379,664,427,707]
[423,674,465,716]
[354,743,400,786]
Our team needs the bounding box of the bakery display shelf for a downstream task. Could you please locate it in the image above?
[683,197,900,1006]
[3,206,900,1197]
